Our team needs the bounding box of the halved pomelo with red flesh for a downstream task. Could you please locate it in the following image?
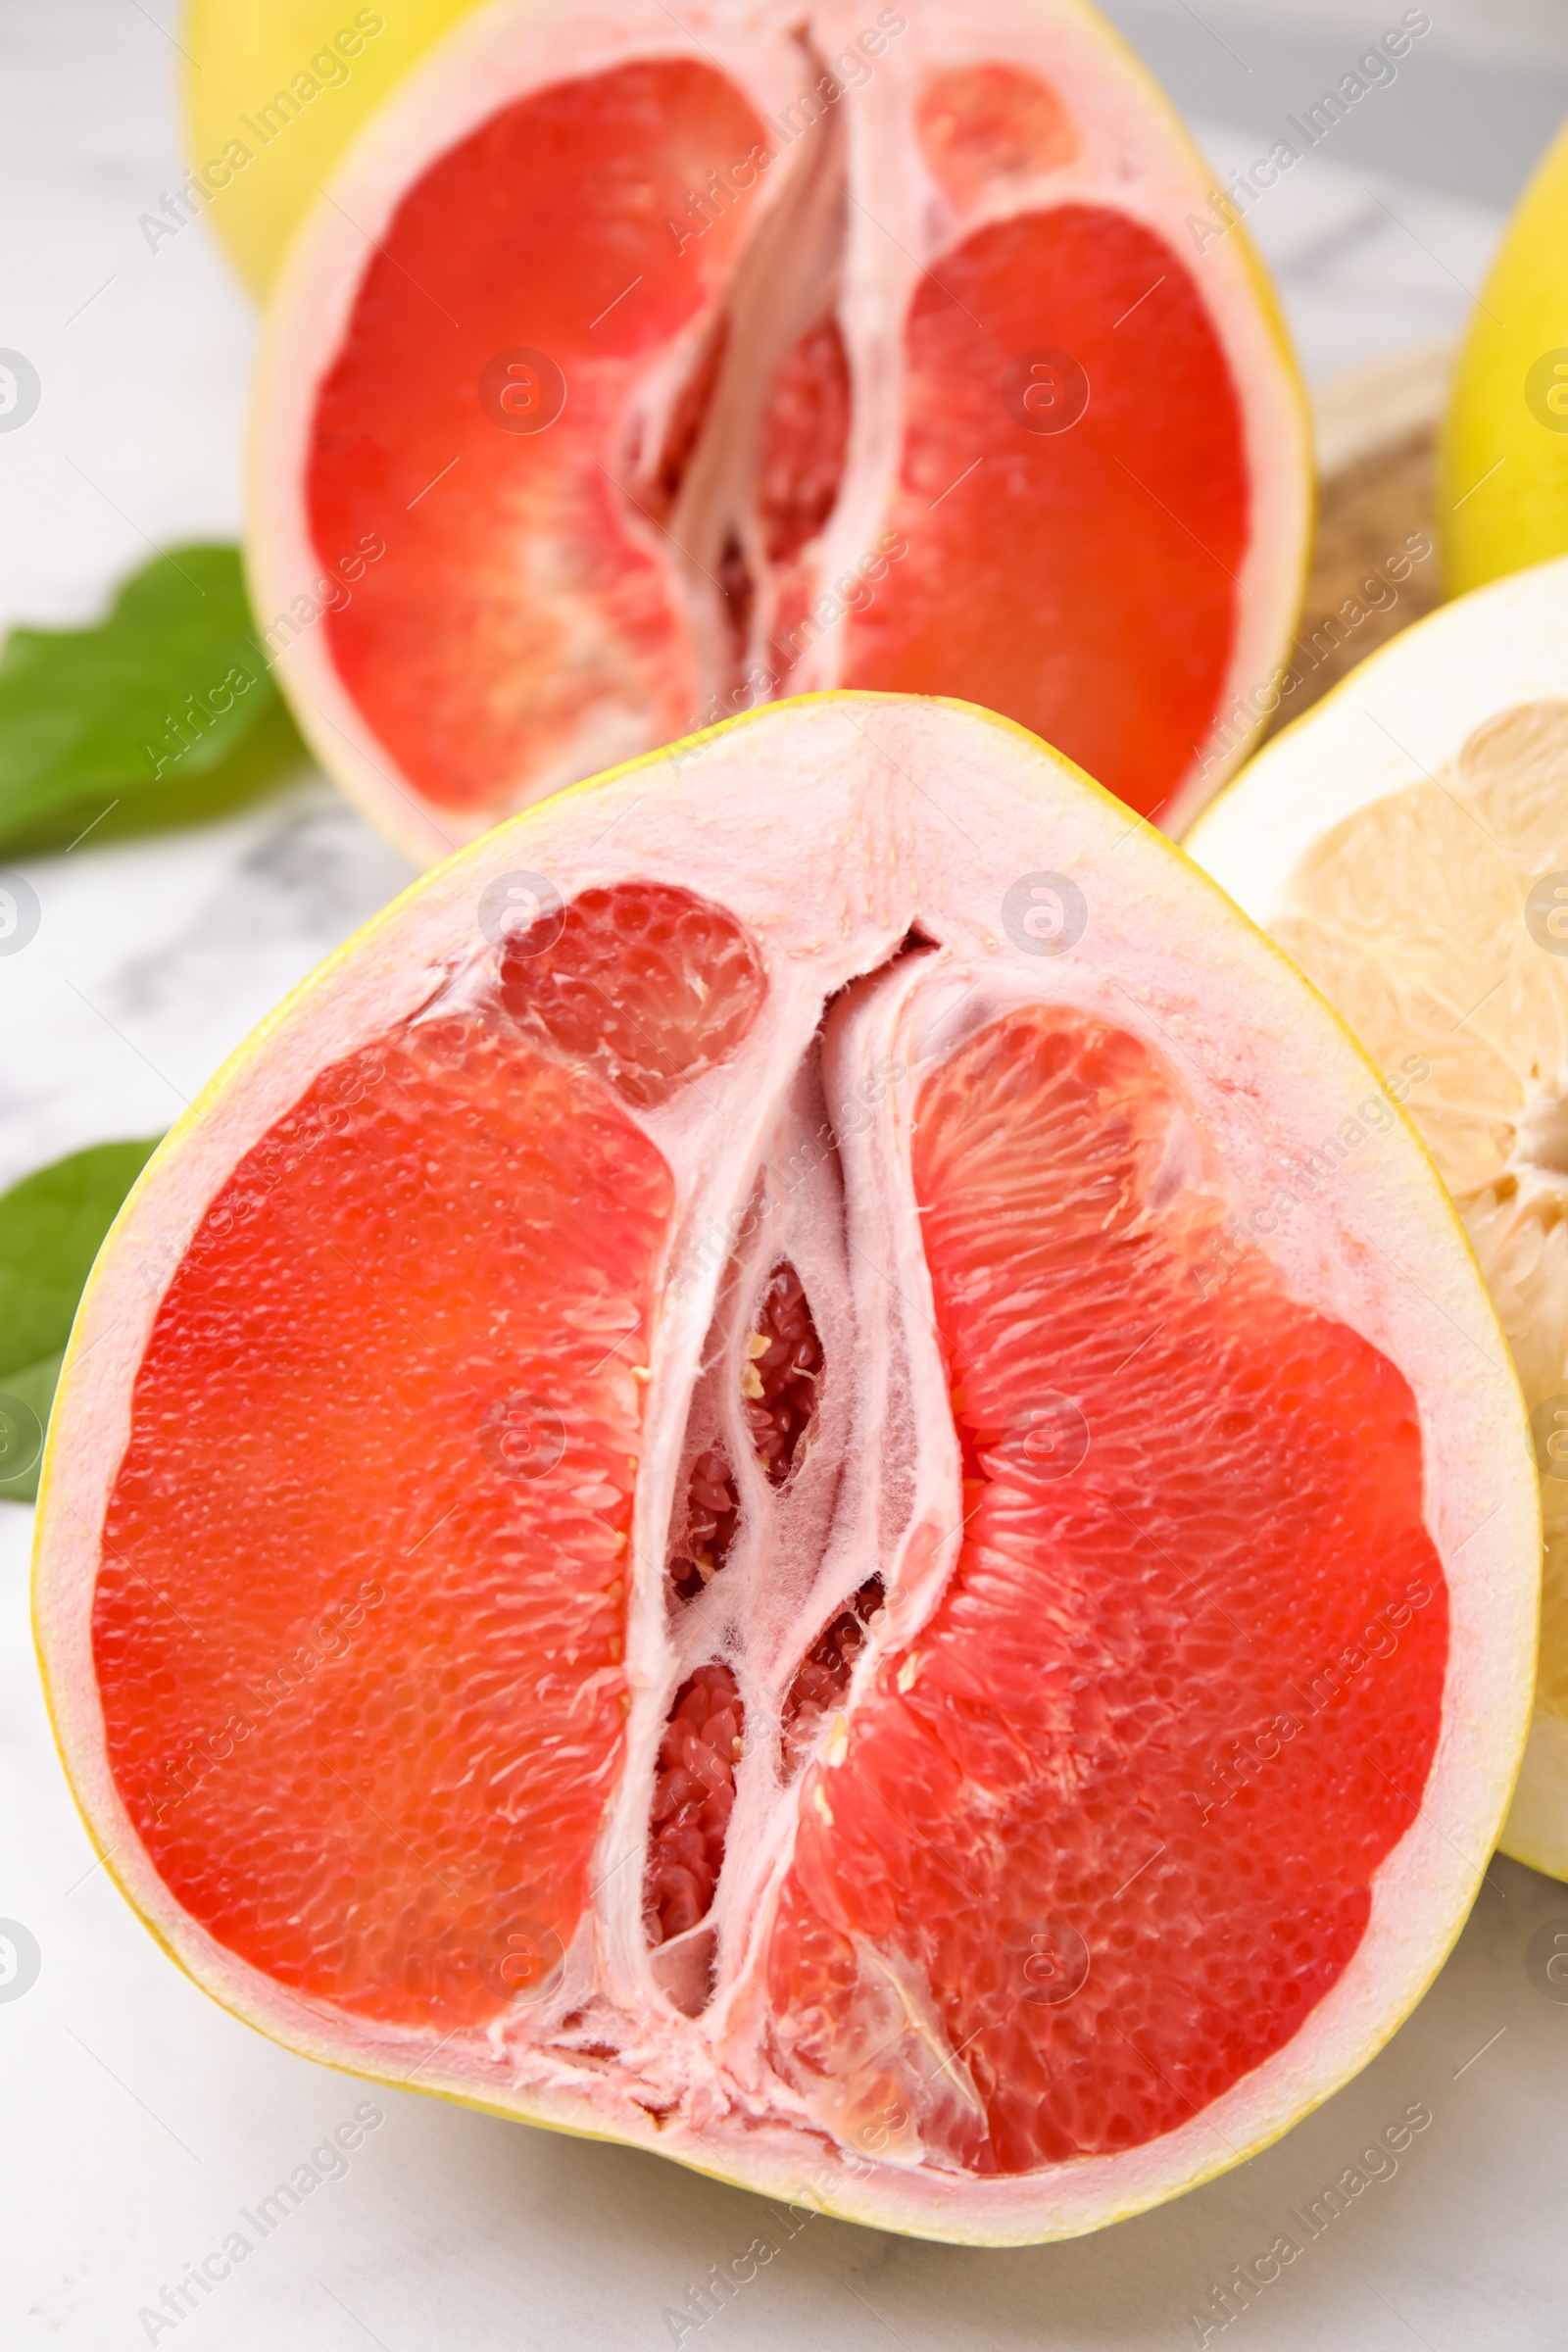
[36,696,1531,2243]
[248,0,1309,866]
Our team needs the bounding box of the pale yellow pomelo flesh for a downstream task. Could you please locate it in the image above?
[183,0,481,294]
[1188,559,1568,1880]
[1439,118,1568,594]
[33,695,1533,2241]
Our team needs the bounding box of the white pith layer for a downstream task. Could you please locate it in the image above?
[247,0,1309,867]
[34,697,1533,2242]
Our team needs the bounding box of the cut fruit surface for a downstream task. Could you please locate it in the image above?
[36,694,1532,2242]
[768,1005,1448,2170]
[94,1020,670,2029]
[1187,557,1568,1885]
[248,0,1309,863]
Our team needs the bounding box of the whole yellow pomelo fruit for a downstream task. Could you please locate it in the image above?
[1440,118,1568,593]
[183,0,483,295]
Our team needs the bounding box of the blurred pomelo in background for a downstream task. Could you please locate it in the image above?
[246,0,1309,862]
[1441,117,1568,592]
[183,0,480,294]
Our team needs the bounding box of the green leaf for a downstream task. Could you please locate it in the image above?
[0,1354,62,1506]
[0,546,309,856]
[0,1139,163,1503]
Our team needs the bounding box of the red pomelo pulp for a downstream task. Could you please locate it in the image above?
[35,697,1532,2242]
[248,0,1308,863]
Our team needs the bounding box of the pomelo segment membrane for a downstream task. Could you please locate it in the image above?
[37,698,1532,2242]
[769,1007,1446,2171]
[93,1015,673,2032]
[301,55,764,818]
[251,0,1309,862]
[846,205,1248,808]
[645,1661,747,1946]
[498,879,766,1107]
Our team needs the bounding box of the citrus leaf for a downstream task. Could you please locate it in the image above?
[0,546,309,855]
[0,1140,162,1502]
[0,1353,63,1506]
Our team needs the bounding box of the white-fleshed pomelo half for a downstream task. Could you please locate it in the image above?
[36,694,1532,2242]
[1188,558,1568,1883]
[246,0,1308,864]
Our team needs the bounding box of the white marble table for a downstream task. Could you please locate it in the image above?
[2,4,1566,2345]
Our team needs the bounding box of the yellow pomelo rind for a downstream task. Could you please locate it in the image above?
[1439,118,1568,594]
[182,0,482,295]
